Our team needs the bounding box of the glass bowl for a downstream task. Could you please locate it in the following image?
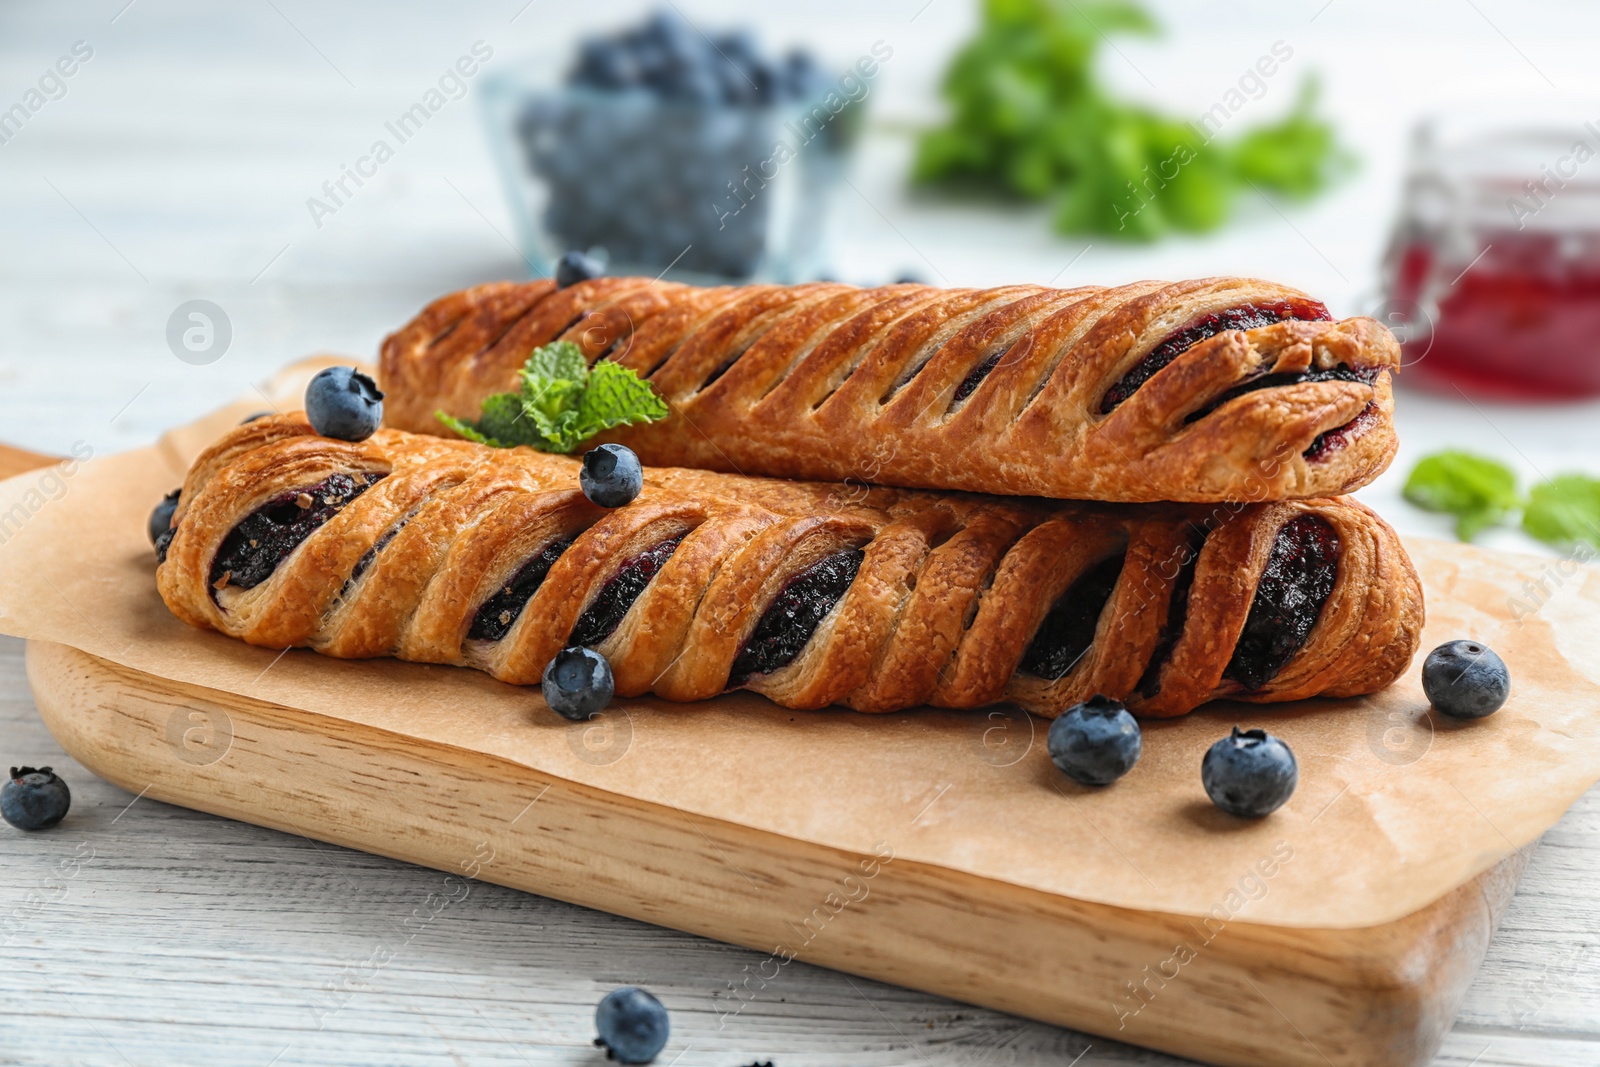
[480,71,860,283]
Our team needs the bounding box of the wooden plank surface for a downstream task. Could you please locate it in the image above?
[2,633,1597,1066]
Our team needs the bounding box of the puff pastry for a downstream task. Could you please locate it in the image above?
[155,417,1422,717]
[379,277,1400,503]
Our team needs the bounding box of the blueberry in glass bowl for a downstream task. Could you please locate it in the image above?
[480,9,867,283]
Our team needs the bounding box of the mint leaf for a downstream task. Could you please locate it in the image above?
[575,360,670,437]
[1523,474,1600,548]
[1402,450,1520,541]
[436,411,505,447]
[478,392,546,448]
[434,342,669,454]
[522,339,589,383]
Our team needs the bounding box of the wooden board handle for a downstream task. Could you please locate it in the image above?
[0,443,59,479]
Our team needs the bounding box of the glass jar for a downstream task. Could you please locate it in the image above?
[480,72,859,284]
[1379,108,1600,399]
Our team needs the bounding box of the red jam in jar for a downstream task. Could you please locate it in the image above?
[1380,113,1600,400]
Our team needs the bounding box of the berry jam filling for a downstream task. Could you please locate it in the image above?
[468,540,573,641]
[1224,514,1340,691]
[1305,401,1380,461]
[209,473,383,593]
[1018,553,1125,681]
[1135,533,1206,698]
[1183,365,1378,425]
[338,514,413,599]
[729,548,865,685]
[949,345,1011,407]
[569,534,686,647]
[1099,299,1331,414]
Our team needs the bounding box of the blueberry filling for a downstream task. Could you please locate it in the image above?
[569,534,685,647]
[729,548,864,684]
[1135,533,1205,697]
[209,473,383,593]
[1018,554,1125,681]
[1099,299,1331,414]
[469,540,573,641]
[1305,401,1380,461]
[950,346,1009,407]
[1183,365,1378,425]
[1224,515,1339,691]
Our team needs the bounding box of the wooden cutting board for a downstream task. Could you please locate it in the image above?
[0,443,53,479]
[26,638,1530,1067]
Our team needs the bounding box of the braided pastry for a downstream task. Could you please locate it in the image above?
[379,276,1399,503]
[155,418,1422,717]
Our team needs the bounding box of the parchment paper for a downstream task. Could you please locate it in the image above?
[3,360,1598,929]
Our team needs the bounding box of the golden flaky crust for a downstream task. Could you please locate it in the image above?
[379,277,1400,503]
[155,418,1422,717]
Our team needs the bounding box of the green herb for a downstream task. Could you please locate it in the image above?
[1523,474,1600,548]
[1402,450,1520,542]
[437,341,669,453]
[912,0,1348,241]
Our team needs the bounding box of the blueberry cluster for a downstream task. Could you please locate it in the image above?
[570,11,830,106]
[517,10,840,279]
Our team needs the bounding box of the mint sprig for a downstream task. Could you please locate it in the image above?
[911,0,1349,242]
[437,342,669,454]
[1402,449,1600,548]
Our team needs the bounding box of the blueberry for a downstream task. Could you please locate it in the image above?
[1422,639,1510,719]
[1201,727,1298,818]
[543,647,615,721]
[148,487,181,546]
[594,986,669,1064]
[239,411,273,424]
[305,367,383,442]
[575,39,635,89]
[1047,695,1141,786]
[556,250,606,288]
[2,766,71,831]
[581,444,644,508]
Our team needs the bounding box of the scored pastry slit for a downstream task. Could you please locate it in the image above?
[479,501,702,685]
[711,288,886,409]
[871,288,1041,408]
[788,287,950,414]
[648,285,832,396]
[691,287,862,395]
[606,286,748,380]
[890,287,1086,424]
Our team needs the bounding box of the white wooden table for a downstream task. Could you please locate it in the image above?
[3,1,1600,1063]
